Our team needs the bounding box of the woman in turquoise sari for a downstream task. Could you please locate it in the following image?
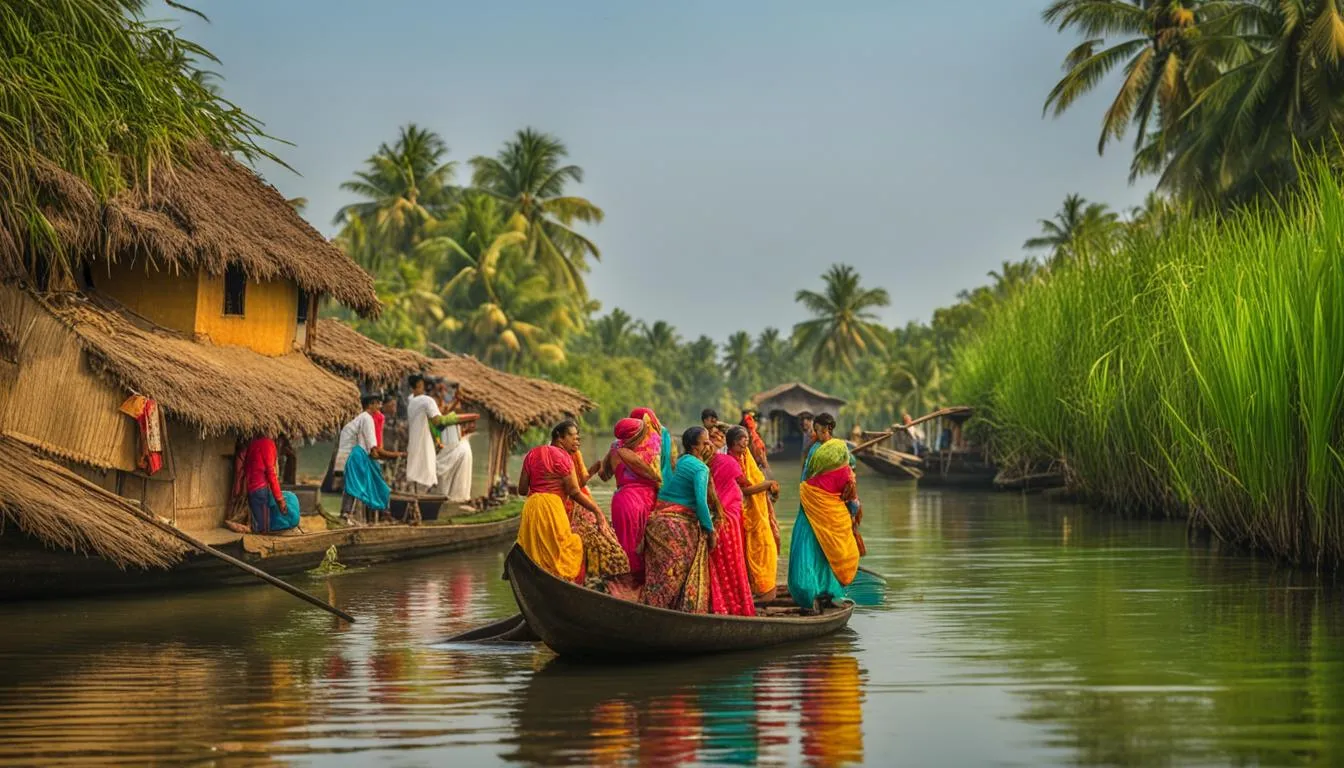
[788,413,862,611]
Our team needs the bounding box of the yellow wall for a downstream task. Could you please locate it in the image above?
[90,262,198,334]
[195,274,299,357]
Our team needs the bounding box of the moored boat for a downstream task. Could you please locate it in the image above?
[502,545,855,660]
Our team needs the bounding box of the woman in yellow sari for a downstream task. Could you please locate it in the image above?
[516,421,607,582]
[738,433,781,599]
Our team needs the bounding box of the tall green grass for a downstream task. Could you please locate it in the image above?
[953,162,1344,566]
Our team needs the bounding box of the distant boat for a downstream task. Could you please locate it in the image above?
[853,406,999,488]
[502,546,855,660]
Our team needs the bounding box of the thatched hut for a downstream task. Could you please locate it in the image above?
[752,382,846,459]
[308,318,429,390]
[426,346,595,490]
[0,146,379,570]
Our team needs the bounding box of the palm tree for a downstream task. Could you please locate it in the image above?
[987,258,1042,298]
[460,261,571,370]
[1153,0,1344,205]
[722,331,759,405]
[334,124,458,267]
[589,308,639,356]
[754,327,791,384]
[887,341,944,416]
[792,264,891,370]
[421,193,528,303]
[470,128,604,298]
[1042,1,1215,154]
[640,320,681,359]
[1024,194,1121,266]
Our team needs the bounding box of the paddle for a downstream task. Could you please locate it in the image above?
[130,507,356,623]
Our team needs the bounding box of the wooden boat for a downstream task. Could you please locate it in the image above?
[503,545,855,659]
[0,513,521,600]
[853,444,923,480]
[442,612,539,643]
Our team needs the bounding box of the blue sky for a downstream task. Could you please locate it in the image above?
[177,1,1153,341]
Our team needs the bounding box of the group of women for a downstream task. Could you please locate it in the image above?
[514,407,865,616]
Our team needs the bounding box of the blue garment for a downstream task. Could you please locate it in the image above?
[657,454,714,531]
[341,444,390,511]
[658,426,674,482]
[788,511,849,610]
[248,488,300,533]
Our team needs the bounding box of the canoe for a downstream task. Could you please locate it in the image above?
[503,545,855,660]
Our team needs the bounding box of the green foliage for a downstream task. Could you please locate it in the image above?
[952,160,1344,566]
[0,0,276,281]
[1045,0,1344,209]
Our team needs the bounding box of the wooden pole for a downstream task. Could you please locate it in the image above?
[851,431,895,454]
[131,508,356,623]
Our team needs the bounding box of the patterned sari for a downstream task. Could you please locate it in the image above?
[568,446,631,587]
[643,455,714,613]
[708,453,755,616]
[787,439,861,610]
[516,446,584,582]
[630,407,674,479]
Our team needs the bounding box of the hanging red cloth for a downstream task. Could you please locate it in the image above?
[119,394,164,475]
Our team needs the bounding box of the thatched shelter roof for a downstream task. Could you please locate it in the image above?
[0,435,190,569]
[752,382,846,417]
[426,346,595,432]
[46,293,359,439]
[308,319,428,388]
[17,145,379,317]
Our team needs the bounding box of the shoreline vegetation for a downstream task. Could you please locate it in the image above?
[11,2,1344,569]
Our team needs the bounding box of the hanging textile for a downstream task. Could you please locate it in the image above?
[119,394,164,475]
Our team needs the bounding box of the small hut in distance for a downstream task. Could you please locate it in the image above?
[752,382,846,460]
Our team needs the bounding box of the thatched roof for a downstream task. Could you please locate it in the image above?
[752,382,846,416]
[426,346,595,432]
[308,319,428,388]
[45,293,359,439]
[0,435,190,569]
[17,145,379,317]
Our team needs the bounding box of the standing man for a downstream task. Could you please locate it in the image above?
[701,408,719,430]
[798,411,816,464]
[405,374,441,493]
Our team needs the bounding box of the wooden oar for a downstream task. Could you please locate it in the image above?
[131,507,356,623]
[850,431,894,454]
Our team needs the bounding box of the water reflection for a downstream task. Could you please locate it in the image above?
[0,475,1342,765]
[504,639,866,767]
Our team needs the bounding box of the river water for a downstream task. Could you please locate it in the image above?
[2,469,1342,766]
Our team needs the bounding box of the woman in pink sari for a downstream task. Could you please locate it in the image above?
[599,417,661,584]
[706,426,779,616]
[630,407,674,479]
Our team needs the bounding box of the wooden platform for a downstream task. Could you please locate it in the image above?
[0,514,522,601]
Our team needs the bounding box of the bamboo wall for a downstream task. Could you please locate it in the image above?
[168,423,235,532]
[196,274,298,357]
[0,285,139,471]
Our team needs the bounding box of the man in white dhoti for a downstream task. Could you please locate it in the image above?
[404,374,442,493]
[432,381,478,501]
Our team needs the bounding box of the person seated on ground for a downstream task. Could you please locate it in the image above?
[789,413,863,613]
[516,421,621,584]
[643,426,719,613]
[707,426,779,616]
[334,395,404,525]
[234,432,301,535]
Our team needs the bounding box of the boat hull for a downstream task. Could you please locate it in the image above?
[503,545,854,660]
[0,514,521,601]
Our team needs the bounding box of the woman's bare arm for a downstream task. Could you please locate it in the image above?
[615,447,659,482]
[564,474,604,516]
[517,464,531,495]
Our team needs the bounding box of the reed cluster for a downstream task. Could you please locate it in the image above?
[953,162,1344,567]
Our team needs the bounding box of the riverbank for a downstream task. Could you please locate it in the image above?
[952,162,1344,569]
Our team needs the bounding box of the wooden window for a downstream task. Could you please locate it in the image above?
[223,264,246,316]
[296,288,309,323]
